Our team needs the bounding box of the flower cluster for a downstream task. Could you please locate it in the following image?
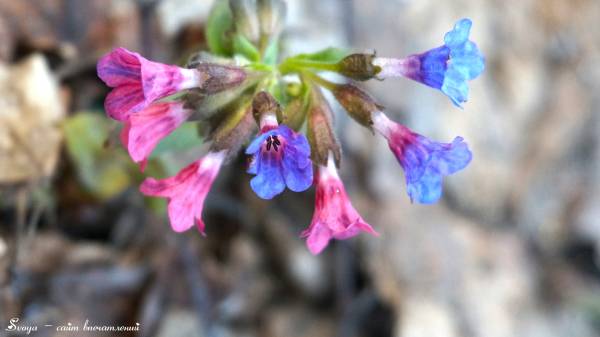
[96,0,484,255]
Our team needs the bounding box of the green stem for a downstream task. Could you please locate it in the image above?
[279,58,340,74]
[300,71,338,91]
[246,62,274,72]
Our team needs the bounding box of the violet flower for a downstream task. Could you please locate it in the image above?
[372,111,472,203]
[246,114,313,199]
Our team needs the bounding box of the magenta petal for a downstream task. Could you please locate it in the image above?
[98,47,199,121]
[97,47,142,87]
[125,102,191,164]
[303,222,333,255]
[302,158,377,255]
[120,124,148,172]
[139,58,193,102]
[140,152,225,233]
[105,84,146,121]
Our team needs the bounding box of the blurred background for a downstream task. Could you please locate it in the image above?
[1,0,599,336]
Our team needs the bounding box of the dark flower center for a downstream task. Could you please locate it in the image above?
[265,135,281,152]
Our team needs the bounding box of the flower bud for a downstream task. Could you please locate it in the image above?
[282,95,308,131]
[209,96,257,157]
[183,71,263,121]
[332,83,384,129]
[229,0,260,43]
[196,63,247,94]
[307,86,341,167]
[337,53,380,81]
[257,0,286,39]
[251,91,281,130]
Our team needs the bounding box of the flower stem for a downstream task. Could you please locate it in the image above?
[279,57,341,75]
[301,71,338,91]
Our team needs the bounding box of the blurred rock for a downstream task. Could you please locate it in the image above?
[400,297,457,337]
[155,310,203,337]
[0,54,64,184]
[0,0,141,61]
[262,302,336,337]
[365,202,537,337]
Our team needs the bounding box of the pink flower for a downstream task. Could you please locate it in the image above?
[301,155,378,255]
[140,151,226,234]
[121,101,192,168]
[97,47,202,121]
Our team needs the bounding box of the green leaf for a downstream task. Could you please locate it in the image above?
[63,113,133,200]
[232,34,261,62]
[262,39,279,65]
[151,122,202,156]
[293,47,348,63]
[206,0,234,56]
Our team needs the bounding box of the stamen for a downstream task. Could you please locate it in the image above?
[266,136,273,151]
[265,135,281,152]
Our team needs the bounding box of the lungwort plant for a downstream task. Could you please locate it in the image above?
[97,0,484,254]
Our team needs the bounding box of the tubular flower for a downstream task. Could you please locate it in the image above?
[246,114,313,199]
[140,151,226,234]
[373,18,484,107]
[372,111,472,204]
[301,155,378,255]
[97,47,204,121]
[121,101,192,167]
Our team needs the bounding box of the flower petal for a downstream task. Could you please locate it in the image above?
[140,152,225,233]
[305,221,333,255]
[302,159,376,255]
[282,147,313,192]
[444,18,472,48]
[126,102,191,163]
[250,150,286,199]
[97,48,142,87]
[104,84,146,121]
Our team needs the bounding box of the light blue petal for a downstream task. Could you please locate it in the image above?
[401,135,472,204]
[250,150,286,199]
[407,167,443,204]
[282,146,313,192]
[444,18,472,48]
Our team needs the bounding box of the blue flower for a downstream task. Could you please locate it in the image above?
[372,111,472,204]
[441,19,485,107]
[401,135,472,203]
[374,18,484,107]
[422,18,485,106]
[246,125,313,199]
